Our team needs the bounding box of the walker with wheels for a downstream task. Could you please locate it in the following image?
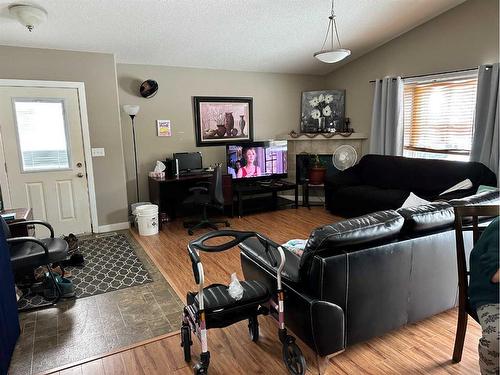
[180,230,306,374]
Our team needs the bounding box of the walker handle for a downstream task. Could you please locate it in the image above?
[189,230,256,253]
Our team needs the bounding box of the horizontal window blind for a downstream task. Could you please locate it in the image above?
[403,77,477,155]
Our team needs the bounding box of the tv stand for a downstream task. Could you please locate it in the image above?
[233,179,298,217]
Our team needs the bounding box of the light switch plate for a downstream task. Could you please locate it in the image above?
[91,148,105,157]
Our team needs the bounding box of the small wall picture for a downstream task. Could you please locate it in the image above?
[193,96,253,146]
[157,120,172,137]
[301,90,345,133]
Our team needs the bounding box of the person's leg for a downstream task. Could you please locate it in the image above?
[477,303,500,375]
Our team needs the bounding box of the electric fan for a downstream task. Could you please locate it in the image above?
[332,145,357,170]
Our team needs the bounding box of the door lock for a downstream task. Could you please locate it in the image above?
[77,172,84,178]
[76,162,83,168]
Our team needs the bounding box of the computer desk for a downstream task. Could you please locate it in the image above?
[148,173,233,222]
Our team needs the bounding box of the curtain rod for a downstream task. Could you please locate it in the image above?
[368,66,486,83]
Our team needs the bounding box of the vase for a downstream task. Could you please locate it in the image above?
[216,124,226,137]
[317,117,326,132]
[308,167,327,185]
[239,115,246,136]
[225,112,234,136]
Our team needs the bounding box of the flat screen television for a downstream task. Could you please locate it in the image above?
[226,140,288,180]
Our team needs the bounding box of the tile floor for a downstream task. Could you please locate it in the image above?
[8,231,184,375]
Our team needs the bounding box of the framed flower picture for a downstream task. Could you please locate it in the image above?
[193,96,253,146]
[300,90,345,133]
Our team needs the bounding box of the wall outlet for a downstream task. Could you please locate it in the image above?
[91,148,105,157]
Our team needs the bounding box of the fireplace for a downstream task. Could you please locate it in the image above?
[285,133,368,203]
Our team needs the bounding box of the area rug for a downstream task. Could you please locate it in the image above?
[18,233,153,309]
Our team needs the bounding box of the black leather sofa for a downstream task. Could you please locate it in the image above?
[239,190,499,358]
[325,155,497,218]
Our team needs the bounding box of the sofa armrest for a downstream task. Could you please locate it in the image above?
[239,237,301,283]
[310,300,345,356]
[325,164,362,190]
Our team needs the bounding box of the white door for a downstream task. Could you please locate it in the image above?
[0,86,92,236]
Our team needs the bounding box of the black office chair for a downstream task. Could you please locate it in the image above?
[1,217,69,308]
[183,165,230,235]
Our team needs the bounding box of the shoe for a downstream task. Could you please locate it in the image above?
[63,233,79,253]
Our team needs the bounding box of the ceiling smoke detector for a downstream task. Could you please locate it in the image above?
[9,4,48,32]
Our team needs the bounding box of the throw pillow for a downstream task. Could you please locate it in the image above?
[477,185,497,194]
[439,179,473,196]
[400,192,431,209]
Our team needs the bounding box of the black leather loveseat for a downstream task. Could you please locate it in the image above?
[239,190,499,358]
[325,154,497,218]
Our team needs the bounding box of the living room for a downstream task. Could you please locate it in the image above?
[0,0,498,374]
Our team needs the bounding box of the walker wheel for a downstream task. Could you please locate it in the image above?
[248,316,259,342]
[181,325,192,362]
[282,338,306,375]
[193,362,208,374]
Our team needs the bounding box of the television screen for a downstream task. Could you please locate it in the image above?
[226,141,287,179]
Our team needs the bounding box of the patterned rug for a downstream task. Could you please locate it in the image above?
[18,233,153,309]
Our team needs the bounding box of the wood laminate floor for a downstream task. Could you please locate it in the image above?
[46,207,482,375]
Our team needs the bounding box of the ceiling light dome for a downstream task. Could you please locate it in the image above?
[9,4,48,32]
[314,49,351,64]
[314,0,351,64]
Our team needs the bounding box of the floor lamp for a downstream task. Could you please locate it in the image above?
[122,104,141,203]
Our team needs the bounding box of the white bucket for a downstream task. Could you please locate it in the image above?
[134,204,159,236]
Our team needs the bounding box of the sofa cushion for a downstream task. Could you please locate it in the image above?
[449,189,499,207]
[299,210,404,279]
[336,186,410,211]
[397,202,455,235]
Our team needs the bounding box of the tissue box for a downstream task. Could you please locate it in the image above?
[149,171,165,178]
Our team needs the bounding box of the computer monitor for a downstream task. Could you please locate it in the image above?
[173,152,203,172]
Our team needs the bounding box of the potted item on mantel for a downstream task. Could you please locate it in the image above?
[308,154,327,185]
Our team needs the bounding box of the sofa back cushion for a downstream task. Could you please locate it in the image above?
[449,189,499,206]
[300,210,404,280]
[357,155,496,196]
[397,202,455,235]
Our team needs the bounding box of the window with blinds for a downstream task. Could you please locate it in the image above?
[403,74,478,161]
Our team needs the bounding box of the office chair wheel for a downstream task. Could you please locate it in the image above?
[193,362,208,374]
[181,325,192,362]
[282,337,306,375]
[188,229,194,236]
[225,221,230,227]
[248,316,259,342]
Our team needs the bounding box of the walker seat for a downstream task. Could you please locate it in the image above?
[187,281,270,329]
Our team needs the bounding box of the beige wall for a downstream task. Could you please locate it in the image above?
[0,46,129,227]
[117,64,322,203]
[325,0,499,151]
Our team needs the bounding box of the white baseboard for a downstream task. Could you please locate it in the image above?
[97,222,130,233]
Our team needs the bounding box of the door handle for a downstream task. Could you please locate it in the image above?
[77,172,84,178]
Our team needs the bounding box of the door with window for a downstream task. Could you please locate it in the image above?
[0,86,92,236]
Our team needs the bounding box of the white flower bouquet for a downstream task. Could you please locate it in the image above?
[309,93,334,120]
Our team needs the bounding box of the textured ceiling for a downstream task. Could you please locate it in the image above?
[0,0,466,75]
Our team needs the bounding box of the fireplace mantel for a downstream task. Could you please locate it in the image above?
[285,132,367,141]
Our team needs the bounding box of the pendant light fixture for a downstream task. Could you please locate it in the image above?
[313,0,351,64]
